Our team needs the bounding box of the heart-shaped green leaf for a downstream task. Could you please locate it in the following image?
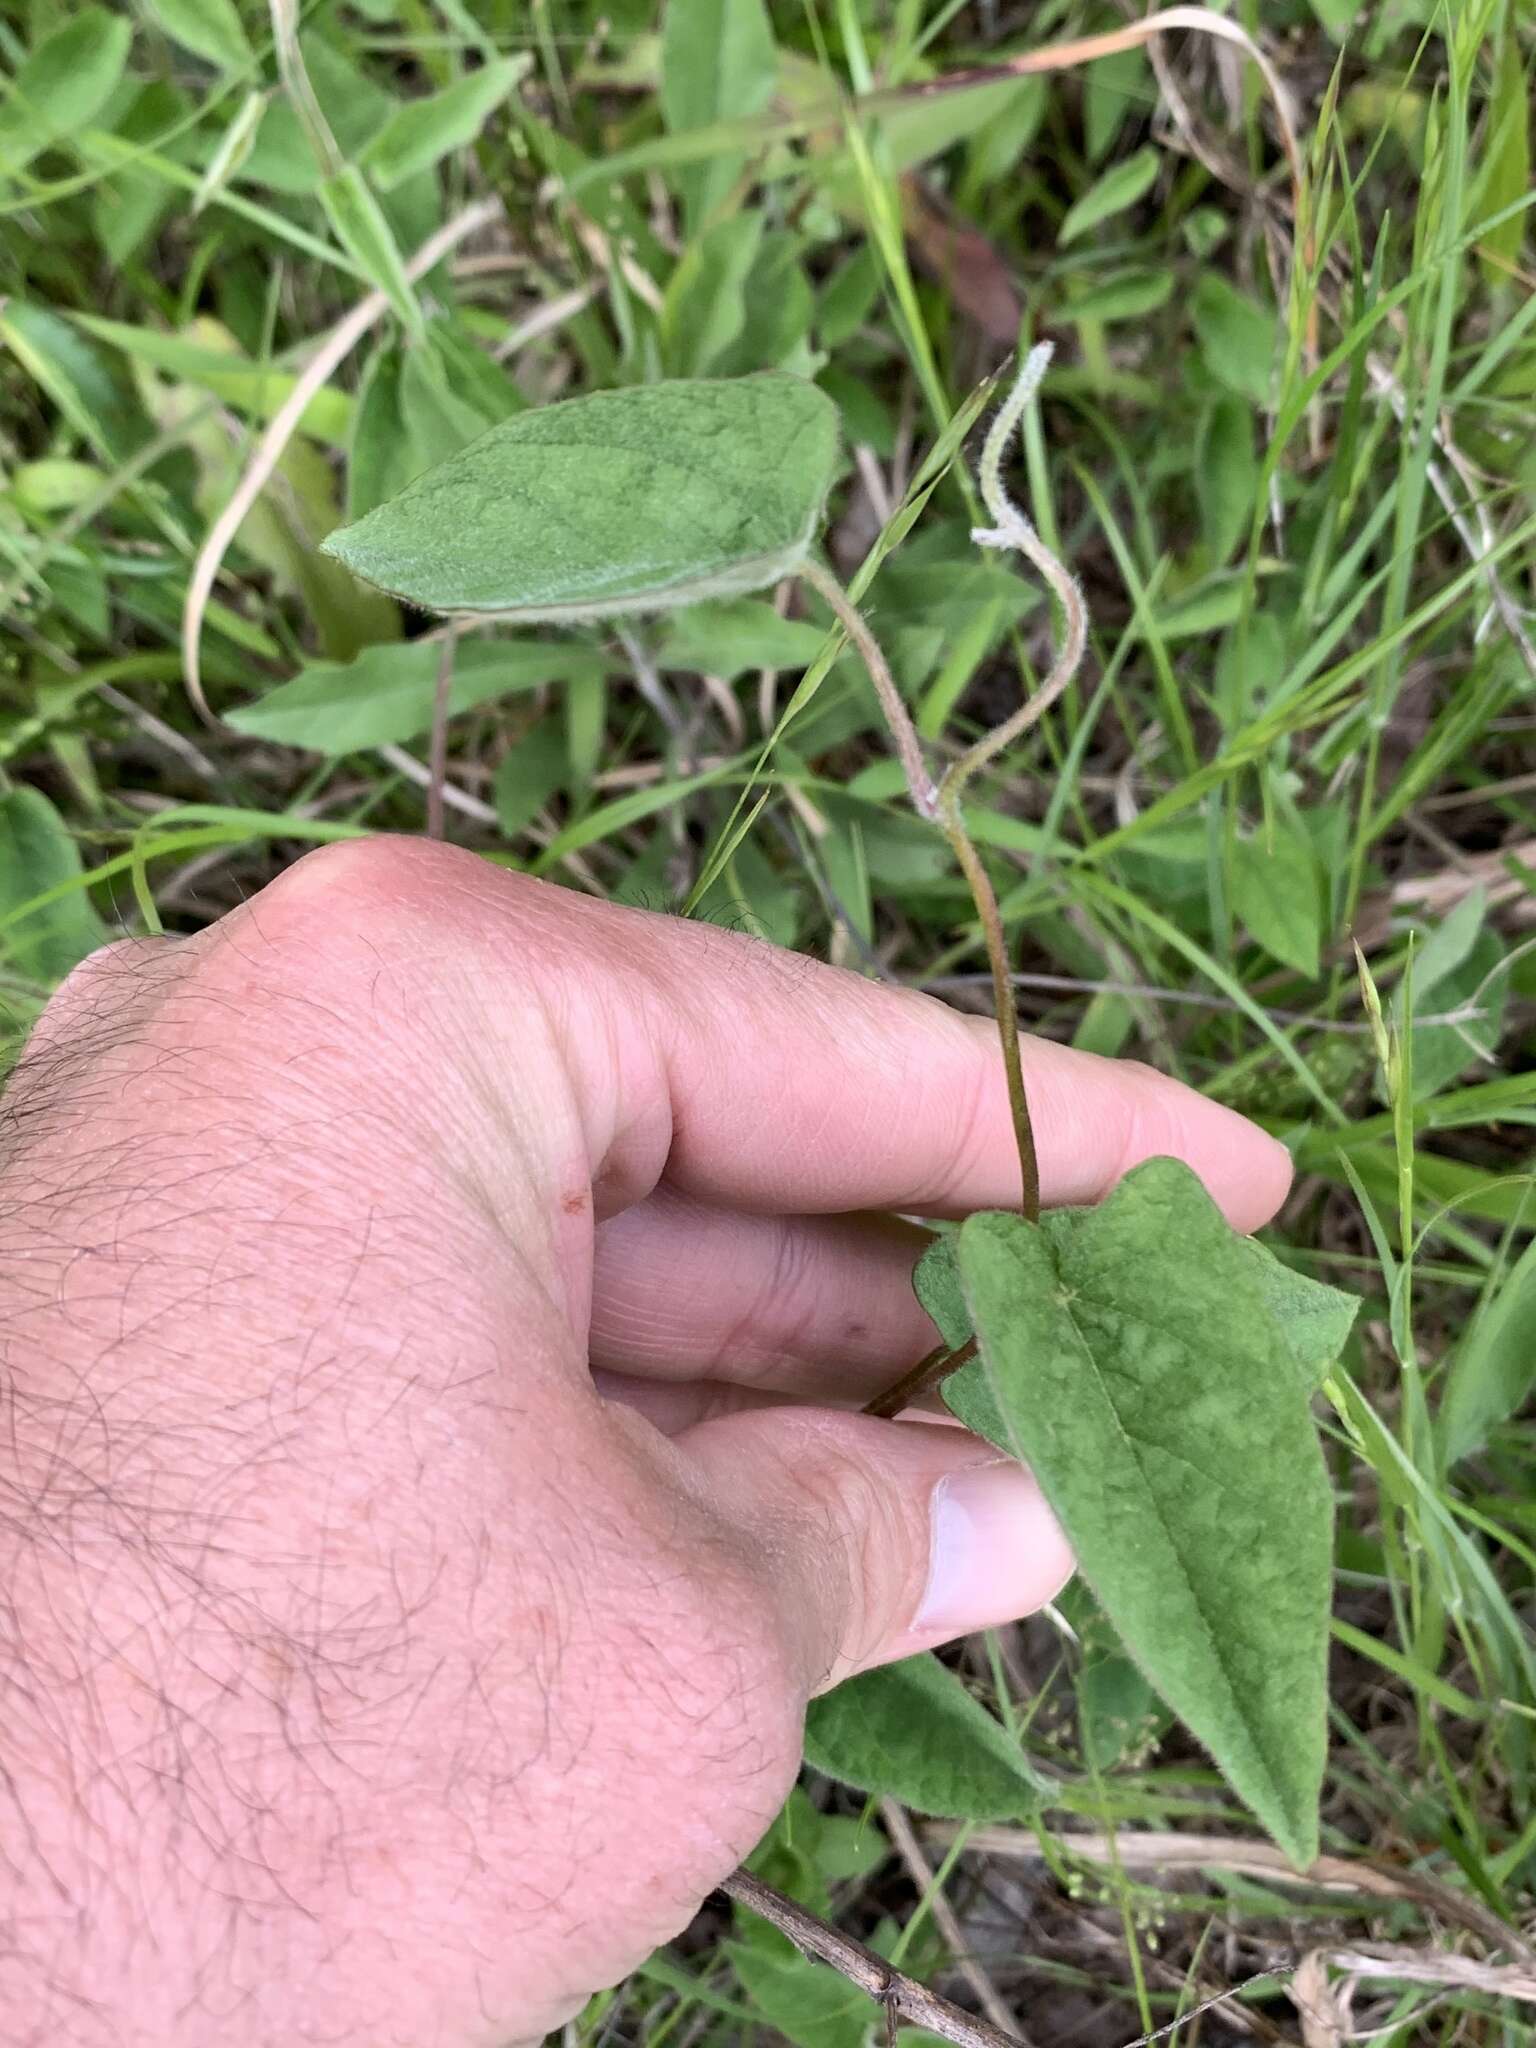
[943,1157,1351,1868]
[913,1199,1355,1399]
[322,373,840,620]
[804,1653,1044,1820]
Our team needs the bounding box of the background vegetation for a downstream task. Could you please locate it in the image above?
[2,0,1535,2041]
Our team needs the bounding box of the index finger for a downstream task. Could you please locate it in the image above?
[633,907,1292,1230]
[302,842,1291,1234]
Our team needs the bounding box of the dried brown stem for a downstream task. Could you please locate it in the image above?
[717,1870,1030,2048]
[179,197,501,723]
[878,1801,1027,2042]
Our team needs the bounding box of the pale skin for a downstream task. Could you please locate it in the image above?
[0,837,1292,2047]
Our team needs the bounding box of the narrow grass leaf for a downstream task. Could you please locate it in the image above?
[1474,31,1529,282]
[324,375,840,619]
[947,1159,1337,1867]
[317,166,425,341]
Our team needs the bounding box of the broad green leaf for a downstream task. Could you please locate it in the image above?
[749,1786,885,1908]
[1133,578,1247,640]
[359,57,530,189]
[661,211,766,376]
[493,721,568,838]
[1058,146,1160,245]
[0,303,152,467]
[1440,1231,1536,1465]
[945,1158,1335,1867]
[0,787,110,984]
[1080,1644,1162,1772]
[1197,395,1258,565]
[1233,826,1322,979]
[1061,1584,1165,1772]
[966,75,1048,186]
[731,1927,870,2048]
[1405,930,1506,1102]
[142,0,252,70]
[422,316,525,425]
[349,329,499,520]
[1191,276,1277,404]
[659,598,828,678]
[239,97,327,195]
[913,1230,968,1348]
[1401,886,1485,998]
[564,668,606,788]
[1389,893,1505,1101]
[11,459,104,513]
[48,552,109,640]
[92,81,186,266]
[660,0,777,231]
[1242,1242,1359,1390]
[1067,269,1173,325]
[711,229,816,378]
[1307,0,1359,33]
[817,246,882,350]
[804,1653,1043,1820]
[0,7,132,176]
[226,639,609,754]
[1085,45,1147,161]
[323,375,840,620]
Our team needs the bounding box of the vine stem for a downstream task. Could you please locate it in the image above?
[717,1870,1032,2048]
[803,346,1085,1236]
[862,1336,978,1422]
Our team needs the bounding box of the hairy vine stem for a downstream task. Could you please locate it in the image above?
[817,347,1087,1417]
[805,347,1084,1235]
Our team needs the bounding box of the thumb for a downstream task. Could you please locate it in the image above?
[677,1406,1074,1693]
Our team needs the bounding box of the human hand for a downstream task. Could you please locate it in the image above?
[0,839,1290,2047]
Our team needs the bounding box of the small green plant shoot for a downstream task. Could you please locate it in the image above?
[323,356,1358,1878]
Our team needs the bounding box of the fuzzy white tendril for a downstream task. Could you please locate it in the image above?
[942,341,1087,814]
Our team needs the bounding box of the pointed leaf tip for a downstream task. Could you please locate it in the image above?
[946,1157,1333,1867]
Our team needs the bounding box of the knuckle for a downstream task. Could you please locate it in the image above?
[253,833,467,947]
[9,935,183,1099]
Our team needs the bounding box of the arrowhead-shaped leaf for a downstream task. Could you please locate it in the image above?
[942,1157,1349,1868]
[321,373,839,620]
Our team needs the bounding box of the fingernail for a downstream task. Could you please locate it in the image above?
[913,1460,1074,1638]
